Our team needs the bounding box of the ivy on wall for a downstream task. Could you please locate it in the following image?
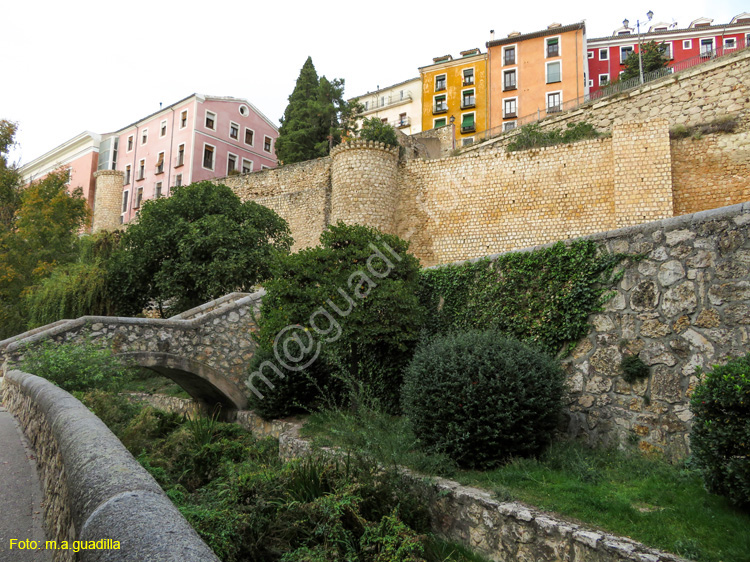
[417,240,626,355]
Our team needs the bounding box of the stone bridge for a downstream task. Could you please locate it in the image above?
[0,291,264,413]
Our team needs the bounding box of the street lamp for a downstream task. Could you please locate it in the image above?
[624,10,654,84]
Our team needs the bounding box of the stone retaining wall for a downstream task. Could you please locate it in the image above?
[1,370,219,562]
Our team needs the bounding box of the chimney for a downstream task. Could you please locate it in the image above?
[490,29,495,41]
[508,31,521,37]
[547,22,562,29]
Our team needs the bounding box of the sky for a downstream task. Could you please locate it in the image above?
[2,0,746,166]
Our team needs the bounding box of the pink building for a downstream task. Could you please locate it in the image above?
[587,13,750,93]
[20,93,279,226]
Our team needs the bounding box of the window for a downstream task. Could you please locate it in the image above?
[135,186,143,208]
[180,110,188,128]
[239,104,249,116]
[460,113,475,133]
[434,117,447,128]
[244,128,254,146]
[546,61,561,83]
[242,159,253,174]
[461,89,475,108]
[461,137,474,146]
[599,74,609,86]
[381,117,388,124]
[588,79,593,88]
[546,37,559,57]
[127,135,134,151]
[137,159,145,180]
[121,190,129,214]
[141,129,148,145]
[205,111,216,130]
[620,46,633,63]
[683,39,692,49]
[155,152,165,174]
[700,38,714,55]
[364,101,369,110]
[175,174,183,187]
[504,46,516,65]
[599,48,608,60]
[397,112,408,127]
[229,122,239,140]
[588,51,594,59]
[434,94,447,113]
[380,96,386,107]
[203,144,215,170]
[155,182,163,199]
[263,136,272,152]
[400,90,405,100]
[176,144,185,167]
[463,68,474,86]
[227,153,237,174]
[435,74,446,91]
[503,121,516,132]
[724,37,737,49]
[503,69,517,90]
[503,98,517,118]
[124,165,131,185]
[663,42,673,59]
[160,120,167,138]
[547,92,562,113]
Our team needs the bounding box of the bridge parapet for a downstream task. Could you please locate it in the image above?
[1,291,265,411]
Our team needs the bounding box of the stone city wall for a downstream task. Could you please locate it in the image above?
[1,370,219,562]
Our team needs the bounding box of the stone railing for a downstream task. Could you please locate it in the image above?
[1,370,219,562]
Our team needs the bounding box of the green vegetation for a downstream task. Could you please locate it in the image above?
[108,181,292,316]
[620,40,671,82]
[690,354,750,508]
[19,340,131,393]
[77,391,488,562]
[120,369,191,398]
[358,117,399,148]
[248,222,423,418]
[620,354,650,384]
[670,116,739,140]
[0,119,22,231]
[403,331,565,469]
[506,122,601,152]
[303,409,750,562]
[275,57,362,165]
[417,240,626,355]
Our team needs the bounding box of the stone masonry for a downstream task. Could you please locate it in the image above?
[92,170,125,233]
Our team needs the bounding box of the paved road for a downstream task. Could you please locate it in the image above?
[0,395,52,561]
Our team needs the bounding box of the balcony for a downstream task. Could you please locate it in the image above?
[396,117,411,128]
[461,100,476,110]
[463,77,475,86]
[433,104,448,115]
[461,124,476,133]
[547,105,562,114]
[503,83,517,91]
[504,112,517,118]
[435,83,447,92]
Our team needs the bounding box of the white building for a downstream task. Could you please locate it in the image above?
[349,77,423,135]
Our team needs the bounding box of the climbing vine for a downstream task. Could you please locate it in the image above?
[417,240,627,355]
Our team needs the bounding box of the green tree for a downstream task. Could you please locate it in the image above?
[0,169,90,338]
[620,41,670,81]
[108,181,292,316]
[358,117,399,148]
[0,119,22,232]
[276,57,361,165]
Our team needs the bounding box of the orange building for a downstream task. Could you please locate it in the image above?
[419,48,488,146]
[487,22,588,133]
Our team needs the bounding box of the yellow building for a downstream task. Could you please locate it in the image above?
[487,22,588,133]
[419,48,488,146]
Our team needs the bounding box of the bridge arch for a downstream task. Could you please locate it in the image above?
[118,352,248,413]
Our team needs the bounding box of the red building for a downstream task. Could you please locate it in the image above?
[587,13,750,93]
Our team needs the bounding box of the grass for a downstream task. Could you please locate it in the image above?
[301,409,750,562]
[121,368,191,398]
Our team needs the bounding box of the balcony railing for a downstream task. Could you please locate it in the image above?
[433,105,448,115]
[461,124,476,133]
[395,117,411,128]
[463,77,475,86]
[461,100,476,109]
[360,93,413,113]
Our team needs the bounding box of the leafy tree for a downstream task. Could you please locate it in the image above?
[0,119,22,232]
[0,169,90,338]
[108,181,292,316]
[620,41,670,82]
[358,117,399,148]
[276,57,361,164]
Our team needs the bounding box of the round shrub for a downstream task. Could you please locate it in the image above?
[690,354,750,508]
[402,330,565,469]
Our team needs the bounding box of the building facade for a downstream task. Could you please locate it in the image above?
[419,49,488,146]
[114,94,278,224]
[19,93,279,227]
[486,22,588,133]
[350,78,423,135]
[587,13,750,93]
[19,132,102,209]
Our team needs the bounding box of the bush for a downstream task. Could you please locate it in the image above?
[621,354,650,384]
[248,222,424,418]
[20,340,132,393]
[358,117,399,148]
[507,122,600,152]
[690,354,750,508]
[402,330,565,469]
